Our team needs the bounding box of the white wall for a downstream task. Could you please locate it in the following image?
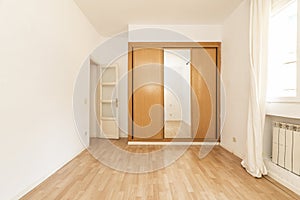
[113,54,129,137]
[221,0,250,158]
[0,0,101,199]
[89,62,99,138]
[128,25,223,42]
[74,58,91,147]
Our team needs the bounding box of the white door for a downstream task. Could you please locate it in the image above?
[99,64,119,139]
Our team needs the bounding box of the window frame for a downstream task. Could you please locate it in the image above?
[267,0,300,103]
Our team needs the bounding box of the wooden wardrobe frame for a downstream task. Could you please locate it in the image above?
[128,42,221,142]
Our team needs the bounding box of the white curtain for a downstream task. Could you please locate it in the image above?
[241,0,271,178]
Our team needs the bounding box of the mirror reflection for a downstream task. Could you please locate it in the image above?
[164,49,191,138]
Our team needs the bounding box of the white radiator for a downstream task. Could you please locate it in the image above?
[272,122,300,176]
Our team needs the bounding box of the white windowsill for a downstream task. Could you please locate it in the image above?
[266,101,300,119]
[267,97,300,103]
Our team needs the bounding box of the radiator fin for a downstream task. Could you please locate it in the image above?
[293,128,300,175]
[272,122,300,176]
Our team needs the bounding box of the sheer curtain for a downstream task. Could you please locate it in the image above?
[241,0,271,178]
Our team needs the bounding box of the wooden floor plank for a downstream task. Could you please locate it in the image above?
[21,138,300,200]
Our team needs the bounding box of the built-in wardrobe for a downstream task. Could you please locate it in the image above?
[128,42,221,142]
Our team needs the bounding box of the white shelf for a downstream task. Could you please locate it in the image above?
[101,65,117,69]
[102,82,116,86]
[101,117,116,120]
[100,100,113,103]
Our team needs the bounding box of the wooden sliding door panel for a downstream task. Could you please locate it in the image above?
[191,48,217,139]
[132,48,164,139]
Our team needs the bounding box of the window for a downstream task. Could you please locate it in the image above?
[267,0,299,101]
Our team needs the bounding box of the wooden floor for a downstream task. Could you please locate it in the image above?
[22,139,300,200]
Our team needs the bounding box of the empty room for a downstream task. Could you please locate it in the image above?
[1,0,300,199]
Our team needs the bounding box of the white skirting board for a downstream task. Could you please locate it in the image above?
[128,141,220,145]
[265,158,300,195]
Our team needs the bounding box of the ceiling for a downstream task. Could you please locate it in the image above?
[74,0,243,36]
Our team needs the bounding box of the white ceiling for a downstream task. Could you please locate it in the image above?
[74,0,243,36]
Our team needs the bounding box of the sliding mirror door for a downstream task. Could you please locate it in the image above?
[164,49,191,138]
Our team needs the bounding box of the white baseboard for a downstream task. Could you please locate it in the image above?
[128,141,219,146]
[264,158,300,195]
[14,148,85,200]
